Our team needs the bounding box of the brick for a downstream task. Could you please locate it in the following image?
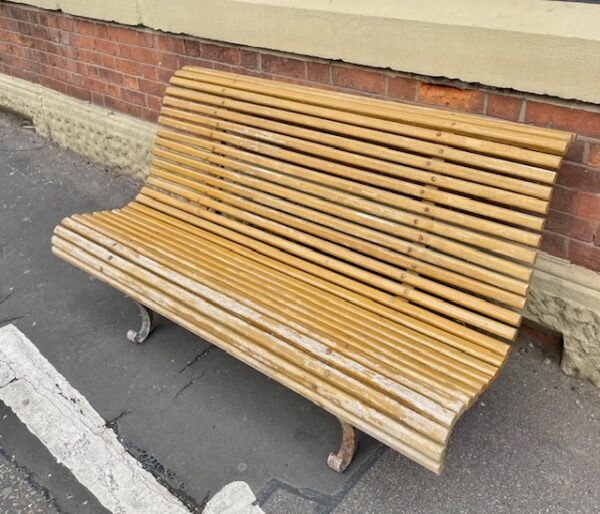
[586,143,600,169]
[546,210,595,242]
[419,83,485,113]
[332,66,385,95]
[203,43,240,66]
[240,49,258,70]
[77,48,101,64]
[140,107,159,122]
[94,38,119,56]
[30,24,49,41]
[157,52,179,69]
[388,76,417,101]
[213,62,234,73]
[540,231,568,259]
[486,93,522,121]
[550,185,577,213]
[138,78,166,97]
[124,75,139,90]
[101,54,117,69]
[0,18,17,31]
[569,240,600,271]
[70,34,95,50]
[307,61,330,83]
[115,58,142,76]
[138,31,154,48]
[74,19,96,36]
[104,95,142,118]
[85,77,108,94]
[45,14,63,30]
[10,7,30,22]
[154,33,184,54]
[98,66,123,85]
[574,192,600,220]
[564,139,586,164]
[521,324,562,348]
[179,56,212,69]
[121,88,147,107]
[260,53,305,79]
[183,39,201,57]
[95,24,109,40]
[118,44,134,60]
[557,164,600,193]
[90,91,104,106]
[525,101,600,139]
[59,17,74,32]
[17,21,32,36]
[140,64,158,80]
[146,94,163,113]
[157,67,176,83]
[133,46,158,64]
[108,26,138,46]
[67,84,92,102]
[27,10,40,25]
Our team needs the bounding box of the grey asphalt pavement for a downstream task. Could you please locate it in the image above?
[1,108,599,513]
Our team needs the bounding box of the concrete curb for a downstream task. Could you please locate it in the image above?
[1,71,598,387]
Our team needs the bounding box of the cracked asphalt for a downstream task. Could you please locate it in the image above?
[1,108,600,513]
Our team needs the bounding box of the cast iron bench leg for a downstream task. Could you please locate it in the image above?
[127,302,155,344]
[327,419,358,473]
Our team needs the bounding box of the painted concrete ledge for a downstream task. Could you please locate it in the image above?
[1,72,598,386]
[9,0,600,104]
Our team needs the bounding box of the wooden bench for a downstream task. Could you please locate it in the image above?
[52,68,574,474]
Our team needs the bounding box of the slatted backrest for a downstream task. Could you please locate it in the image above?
[140,67,574,350]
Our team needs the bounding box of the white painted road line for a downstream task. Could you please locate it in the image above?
[0,324,188,513]
[204,482,263,514]
[0,324,264,514]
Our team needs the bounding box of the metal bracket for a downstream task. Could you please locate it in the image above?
[327,419,358,473]
[127,302,155,344]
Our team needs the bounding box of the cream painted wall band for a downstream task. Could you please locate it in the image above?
[9,0,600,104]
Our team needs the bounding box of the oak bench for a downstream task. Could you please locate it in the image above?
[52,68,574,474]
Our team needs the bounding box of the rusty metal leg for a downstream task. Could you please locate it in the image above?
[127,302,155,344]
[327,419,358,473]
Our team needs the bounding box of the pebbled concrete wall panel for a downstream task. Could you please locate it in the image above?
[0,73,156,181]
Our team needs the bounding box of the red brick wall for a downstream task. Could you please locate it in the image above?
[1,2,599,271]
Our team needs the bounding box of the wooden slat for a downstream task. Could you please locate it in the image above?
[151,148,529,295]
[155,127,535,281]
[80,212,488,402]
[181,67,573,153]
[52,240,449,473]
[125,202,510,363]
[159,103,547,228]
[174,69,570,167]
[162,92,551,212]
[151,155,527,303]
[157,116,541,260]
[150,160,526,311]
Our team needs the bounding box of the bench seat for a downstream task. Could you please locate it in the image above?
[53,200,507,474]
[52,68,574,474]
